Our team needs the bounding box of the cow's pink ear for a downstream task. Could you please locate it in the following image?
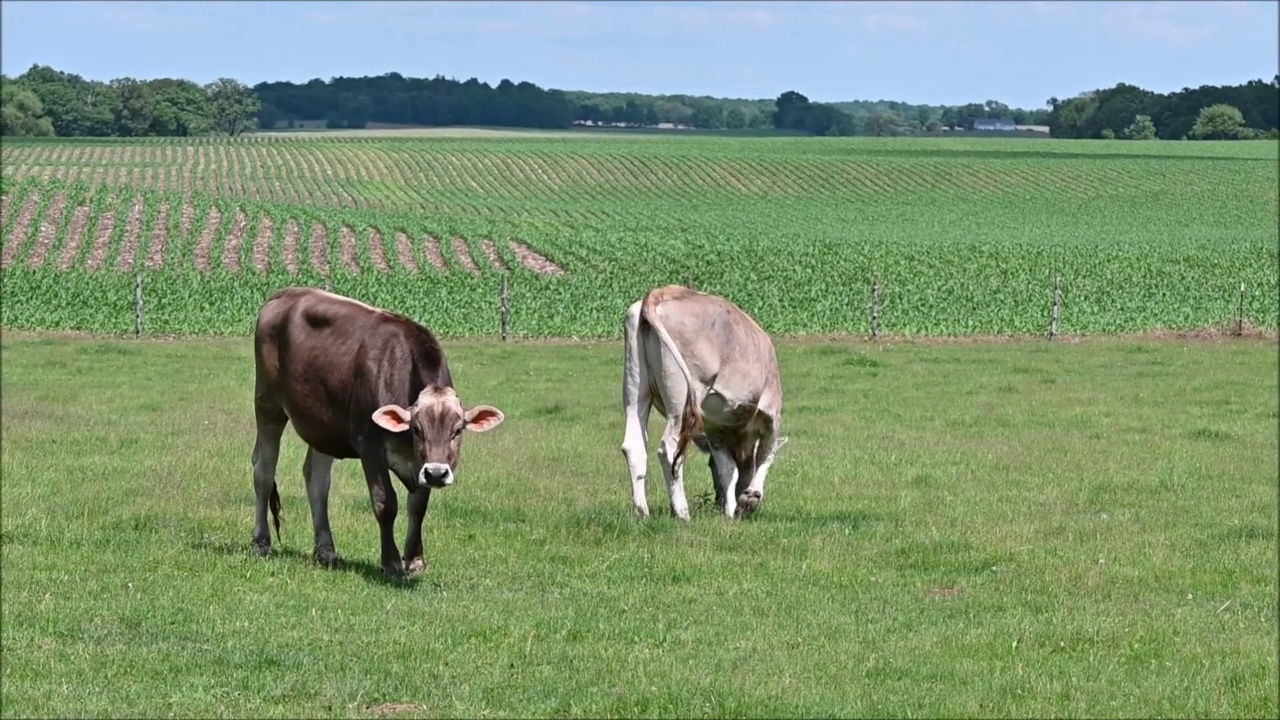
[372,405,412,433]
[464,405,505,432]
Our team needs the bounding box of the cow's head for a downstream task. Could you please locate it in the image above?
[372,386,505,488]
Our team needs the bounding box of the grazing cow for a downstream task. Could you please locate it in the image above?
[250,287,505,578]
[620,284,786,521]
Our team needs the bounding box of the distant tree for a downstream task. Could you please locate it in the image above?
[147,78,212,136]
[111,77,155,137]
[925,119,942,133]
[1100,128,1116,139]
[1189,103,1250,139]
[0,78,55,136]
[205,78,260,136]
[864,112,901,137]
[1125,114,1157,140]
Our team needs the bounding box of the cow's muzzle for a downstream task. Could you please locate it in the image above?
[419,463,454,488]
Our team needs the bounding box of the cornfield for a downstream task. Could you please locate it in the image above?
[1,133,1276,338]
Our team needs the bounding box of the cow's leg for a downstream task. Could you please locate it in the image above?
[656,415,691,521]
[737,424,780,519]
[302,447,338,569]
[620,300,654,518]
[358,459,405,578]
[401,489,433,576]
[250,401,288,557]
[708,445,739,519]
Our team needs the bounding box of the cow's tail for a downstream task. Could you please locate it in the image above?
[641,288,702,467]
[269,481,282,544]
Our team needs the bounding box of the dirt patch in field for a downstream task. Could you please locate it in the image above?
[281,218,301,274]
[222,208,249,274]
[508,241,565,276]
[24,191,67,269]
[2,190,42,269]
[925,585,965,600]
[0,194,11,227]
[84,201,118,271]
[251,215,274,274]
[479,239,508,271]
[144,203,171,271]
[310,223,330,276]
[56,204,91,270]
[338,226,360,274]
[367,228,389,273]
[393,232,418,273]
[114,195,146,271]
[450,237,479,275]
[362,703,427,716]
[179,197,196,239]
[422,236,448,273]
[192,206,222,274]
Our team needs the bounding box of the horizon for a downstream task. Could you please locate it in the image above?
[2,1,1277,110]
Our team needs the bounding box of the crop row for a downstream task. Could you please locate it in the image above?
[3,136,1274,224]
[1,134,1276,339]
[0,179,563,278]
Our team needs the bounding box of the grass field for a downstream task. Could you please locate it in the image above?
[1,330,1276,718]
[1,133,1276,338]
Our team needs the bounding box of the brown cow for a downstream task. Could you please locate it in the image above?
[620,285,786,521]
[251,287,505,578]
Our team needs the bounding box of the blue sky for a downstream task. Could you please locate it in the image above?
[2,1,1276,109]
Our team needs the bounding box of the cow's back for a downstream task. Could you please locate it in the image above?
[646,288,782,416]
[254,288,395,458]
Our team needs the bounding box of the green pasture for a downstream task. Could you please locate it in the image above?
[1,331,1276,718]
[1,134,1276,338]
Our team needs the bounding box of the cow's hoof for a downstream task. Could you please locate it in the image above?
[735,490,762,518]
[252,539,272,558]
[314,545,339,569]
[382,561,408,580]
[406,557,427,576]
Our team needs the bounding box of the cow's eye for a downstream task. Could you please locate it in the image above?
[411,425,423,438]
[451,424,464,438]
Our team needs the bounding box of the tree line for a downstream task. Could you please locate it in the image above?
[2,65,259,138]
[1047,77,1280,139]
[3,62,1276,141]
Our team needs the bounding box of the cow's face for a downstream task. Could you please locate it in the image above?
[371,386,505,488]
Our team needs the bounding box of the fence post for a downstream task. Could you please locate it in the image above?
[1049,275,1061,340]
[869,274,880,340]
[323,276,330,293]
[500,273,510,342]
[134,273,144,339]
[1236,281,1246,336]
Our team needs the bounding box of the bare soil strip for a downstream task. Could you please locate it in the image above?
[393,232,418,273]
[84,201,118,271]
[422,236,448,273]
[251,215,275,274]
[479,239,508,271]
[508,241,565,276]
[338,226,360,274]
[55,204,91,270]
[367,229,389,273]
[310,223,330,276]
[1,191,42,269]
[222,208,249,274]
[180,197,196,239]
[451,237,480,275]
[144,203,171,271]
[282,218,300,274]
[25,192,68,269]
[192,206,223,274]
[114,195,147,271]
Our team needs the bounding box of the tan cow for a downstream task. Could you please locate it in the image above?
[621,285,786,520]
[251,287,505,578]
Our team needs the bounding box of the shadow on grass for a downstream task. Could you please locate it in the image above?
[191,537,434,591]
